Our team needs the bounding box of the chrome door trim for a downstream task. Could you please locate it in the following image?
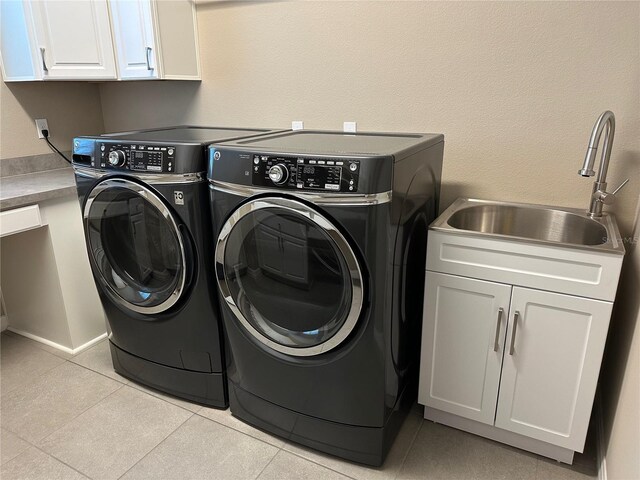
[74,165,205,184]
[210,180,392,206]
[216,196,364,357]
[84,177,187,315]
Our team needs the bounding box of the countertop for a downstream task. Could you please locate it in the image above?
[0,167,77,211]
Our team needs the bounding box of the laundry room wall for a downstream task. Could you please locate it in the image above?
[601,201,640,480]
[0,79,104,160]
[99,1,640,236]
[98,3,639,476]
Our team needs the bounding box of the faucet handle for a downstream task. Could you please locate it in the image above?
[610,178,630,196]
[594,178,629,205]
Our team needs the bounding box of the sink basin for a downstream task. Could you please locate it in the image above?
[447,204,608,246]
[431,198,624,254]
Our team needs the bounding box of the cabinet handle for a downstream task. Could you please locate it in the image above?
[509,311,520,355]
[146,47,153,71]
[40,47,48,73]
[493,307,504,352]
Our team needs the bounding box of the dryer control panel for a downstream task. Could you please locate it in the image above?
[94,142,177,173]
[252,155,360,192]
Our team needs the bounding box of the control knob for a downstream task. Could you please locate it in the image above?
[268,164,289,185]
[108,150,126,167]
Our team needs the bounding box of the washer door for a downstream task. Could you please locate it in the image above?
[84,178,187,315]
[216,196,364,357]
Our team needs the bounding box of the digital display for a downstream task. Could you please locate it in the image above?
[298,165,341,190]
[131,150,164,171]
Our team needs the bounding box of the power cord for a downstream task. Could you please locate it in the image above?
[42,129,72,164]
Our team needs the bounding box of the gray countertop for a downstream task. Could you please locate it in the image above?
[0,167,77,211]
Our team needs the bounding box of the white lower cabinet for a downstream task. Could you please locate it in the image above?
[419,272,511,425]
[495,287,612,451]
[419,270,614,461]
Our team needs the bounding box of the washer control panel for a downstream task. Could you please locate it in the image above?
[95,142,176,172]
[252,155,360,192]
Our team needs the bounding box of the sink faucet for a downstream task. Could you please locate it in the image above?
[578,110,629,217]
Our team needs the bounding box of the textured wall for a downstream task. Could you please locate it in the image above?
[99,1,639,235]
[603,200,640,480]
[0,79,104,160]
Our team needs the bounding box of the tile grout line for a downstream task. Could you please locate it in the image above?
[63,346,205,417]
[36,383,126,448]
[125,382,203,415]
[253,447,282,480]
[278,447,359,480]
[2,331,79,362]
[115,412,196,480]
[2,362,125,445]
[0,349,67,398]
[1,362,62,397]
[66,359,129,387]
[190,411,356,480]
[192,410,285,449]
[0,428,34,453]
[28,442,92,479]
[393,418,425,480]
[2,384,106,480]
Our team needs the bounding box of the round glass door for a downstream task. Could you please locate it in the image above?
[84,178,187,315]
[216,197,363,357]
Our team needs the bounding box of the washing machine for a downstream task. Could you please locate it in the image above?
[72,126,279,407]
[208,130,444,464]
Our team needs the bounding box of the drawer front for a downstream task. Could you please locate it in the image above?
[0,205,42,237]
[426,231,622,301]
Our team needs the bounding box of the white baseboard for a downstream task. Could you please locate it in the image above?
[596,393,608,480]
[7,327,107,355]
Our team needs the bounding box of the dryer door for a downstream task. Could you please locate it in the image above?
[84,178,187,315]
[216,196,364,357]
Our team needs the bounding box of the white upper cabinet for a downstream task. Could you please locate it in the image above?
[149,0,200,80]
[30,0,116,80]
[109,0,158,79]
[0,1,41,81]
[108,0,200,80]
[0,0,200,82]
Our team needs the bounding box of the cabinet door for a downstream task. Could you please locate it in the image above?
[109,0,159,79]
[30,0,116,79]
[495,287,612,451]
[0,1,42,81]
[419,272,512,425]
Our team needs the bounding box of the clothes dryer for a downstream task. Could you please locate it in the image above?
[208,130,443,462]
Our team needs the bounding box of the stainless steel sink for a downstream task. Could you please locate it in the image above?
[431,198,625,254]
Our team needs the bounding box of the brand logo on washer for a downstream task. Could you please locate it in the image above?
[174,191,184,205]
[213,151,221,161]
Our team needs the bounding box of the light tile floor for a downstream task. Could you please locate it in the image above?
[0,332,598,480]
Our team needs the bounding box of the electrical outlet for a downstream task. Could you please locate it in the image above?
[35,119,49,139]
[343,121,357,133]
